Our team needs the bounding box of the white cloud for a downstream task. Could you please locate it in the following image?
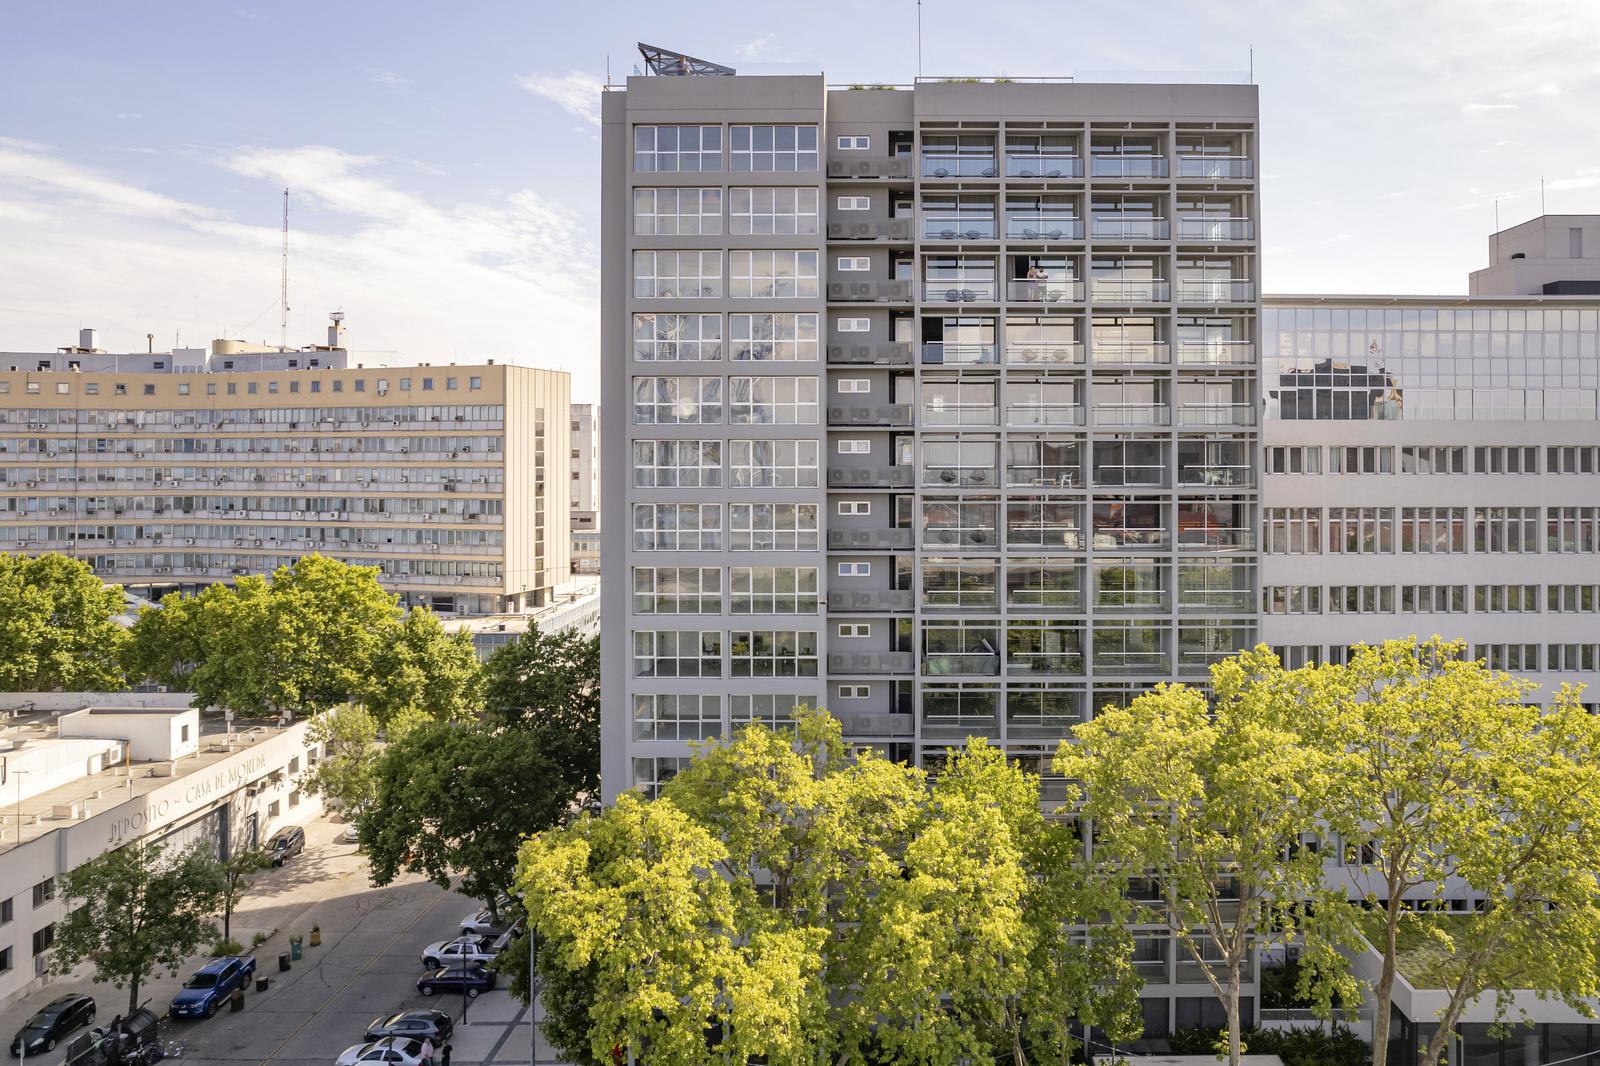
[115,112,144,121]
[1461,102,1519,116]
[514,71,603,126]
[366,69,413,91]
[735,33,777,60]
[1549,167,1600,192]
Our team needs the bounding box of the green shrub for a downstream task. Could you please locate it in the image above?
[211,937,245,956]
[1168,1026,1369,1066]
[251,931,270,947]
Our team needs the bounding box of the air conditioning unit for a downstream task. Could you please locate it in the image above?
[184,538,195,545]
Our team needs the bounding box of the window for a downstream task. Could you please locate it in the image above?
[288,790,300,808]
[632,313,723,361]
[632,376,723,424]
[730,124,818,171]
[730,312,819,361]
[632,503,721,551]
[728,250,819,298]
[632,439,722,487]
[32,924,53,956]
[1328,585,1395,614]
[1266,508,1321,554]
[633,567,722,614]
[836,256,870,271]
[1548,507,1600,552]
[837,439,871,454]
[1,897,11,924]
[85,382,99,395]
[1266,446,1321,474]
[837,317,870,332]
[633,630,721,677]
[1550,644,1600,672]
[837,195,870,211]
[730,566,819,613]
[114,383,127,395]
[729,187,819,235]
[1549,584,1600,612]
[1474,585,1539,613]
[1400,445,1467,473]
[730,503,819,550]
[142,383,156,396]
[729,376,819,424]
[1400,507,1467,553]
[632,694,722,742]
[838,562,871,578]
[1401,585,1468,613]
[729,439,819,487]
[268,800,280,817]
[1548,446,1600,474]
[1328,508,1393,553]
[469,377,481,389]
[731,693,814,729]
[634,124,722,172]
[1474,644,1539,672]
[836,135,870,150]
[632,756,694,799]
[176,382,188,395]
[181,724,190,742]
[1473,507,1539,553]
[837,685,870,699]
[633,250,723,298]
[633,187,723,235]
[729,630,819,677]
[32,879,54,907]
[1263,586,1322,614]
[837,500,871,516]
[838,378,871,393]
[837,623,870,638]
[0,946,9,974]
[1474,445,1539,474]
[1327,446,1394,474]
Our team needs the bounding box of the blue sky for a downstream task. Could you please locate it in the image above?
[2,0,1598,402]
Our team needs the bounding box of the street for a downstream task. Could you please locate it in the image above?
[0,813,541,1066]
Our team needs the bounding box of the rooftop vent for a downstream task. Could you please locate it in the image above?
[638,43,735,77]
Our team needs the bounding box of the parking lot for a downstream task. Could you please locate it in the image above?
[0,814,558,1066]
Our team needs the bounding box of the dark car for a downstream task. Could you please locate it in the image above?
[11,994,95,1055]
[266,826,305,866]
[363,1010,454,1042]
[416,963,496,998]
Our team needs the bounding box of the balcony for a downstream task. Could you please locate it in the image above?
[827,219,914,241]
[834,711,917,738]
[1176,340,1255,366]
[1089,155,1168,179]
[1091,215,1170,240]
[1009,527,1085,550]
[1091,340,1171,365]
[1175,217,1254,241]
[828,403,914,427]
[922,652,1000,676]
[827,465,915,489]
[1094,403,1171,428]
[1005,215,1084,240]
[1179,587,1255,611]
[923,218,998,241]
[827,157,914,180]
[921,711,1000,739]
[828,341,914,365]
[1006,403,1085,427]
[922,403,998,427]
[1006,465,1081,489]
[1176,278,1256,303]
[923,281,1000,303]
[923,526,998,548]
[1006,279,1084,303]
[1177,526,1255,550]
[922,464,998,488]
[828,651,915,674]
[1005,154,1082,179]
[1177,465,1252,489]
[1176,402,1255,427]
[1007,651,1084,676]
[1090,278,1170,302]
[1006,342,1084,366]
[1093,649,1169,675]
[1176,155,1253,179]
[1093,463,1167,488]
[921,342,998,366]
[828,279,915,303]
[922,154,998,179]
[827,589,915,612]
[826,526,914,550]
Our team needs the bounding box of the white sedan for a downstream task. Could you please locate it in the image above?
[421,935,496,970]
[337,1038,426,1066]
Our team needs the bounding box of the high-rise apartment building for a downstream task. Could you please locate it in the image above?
[0,336,570,614]
[599,66,1261,811]
[570,403,601,572]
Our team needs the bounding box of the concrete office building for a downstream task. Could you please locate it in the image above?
[570,403,601,573]
[600,61,1260,866]
[0,693,321,1008]
[0,329,570,614]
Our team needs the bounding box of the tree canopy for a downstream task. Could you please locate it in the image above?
[0,552,128,691]
[482,624,600,802]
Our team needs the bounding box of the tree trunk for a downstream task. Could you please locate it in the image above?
[224,895,234,940]
[1226,960,1243,1066]
[128,974,141,1016]
[1368,918,1400,1066]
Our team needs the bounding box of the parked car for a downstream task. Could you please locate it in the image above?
[335,1038,426,1066]
[457,896,514,937]
[11,994,95,1055]
[169,956,257,1019]
[416,963,496,998]
[362,1010,453,1043]
[267,826,305,866]
[338,824,360,845]
[420,935,496,970]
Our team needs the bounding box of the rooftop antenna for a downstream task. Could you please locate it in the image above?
[1541,176,1546,215]
[1249,45,1254,83]
[279,187,290,351]
[1494,198,1501,260]
[917,0,923,79]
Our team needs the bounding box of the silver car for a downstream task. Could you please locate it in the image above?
[420,935,495,970]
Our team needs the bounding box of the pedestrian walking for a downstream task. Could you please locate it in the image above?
[420,1036,435,1066]
[440,1043,452,1066]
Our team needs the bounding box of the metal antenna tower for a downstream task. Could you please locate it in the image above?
[280,188,290,350]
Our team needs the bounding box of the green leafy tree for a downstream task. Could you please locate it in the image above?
[1321,638,1600,1066]
[298,705,384,819]
[482,625,599,798]
[1055,648,1361,1066]
[216,847,272,942]
[53,841,226,1013]
[122,584,225,688]
[362,719,574,912]
[363,606,483,726]
[0,552,128,691]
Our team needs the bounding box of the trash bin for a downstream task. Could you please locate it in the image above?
[230,989,244,1013]
[289,935,303,962]
[278,952,291,972]
[255,976,269,992]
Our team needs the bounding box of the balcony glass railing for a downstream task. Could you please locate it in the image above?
[923,464,998,487]
[1091,215,1170,240]
[923,217,998,240]
[1006,215,1084,239]
[1095,590,1168,610]
[922,652,1001,676]
[921,712,1001,736]
[922,403,999,427]
[1091,527,1169,548]
[1006,403,1085,427]
[924,281,1000,302]
[1007,465,1082,488]
[922,342,998,365]
[1091,340,1171,364]
[922,155,999,178]
[1006,279,1084,303]
[1008,526,1086,549]
[1176,278,1256,303]
[1093,649,1169,674]
[923,526,998,547]
[1176,217,1254,241]
[1179,588,1255,610]
[1006,342,1085,365]
[1090,278,1170,302]
[1094,403,1171,427]
[1177,526,1255,550]
[1176,340,1255,365]
[1177,464,1252,488]
[1176,402,1255,427]
[1089,155,1168,179]
[1007,651,1084,675]
[1093,463,1167,488]
[1176,155,1253,179]
[1006,154,1083,178]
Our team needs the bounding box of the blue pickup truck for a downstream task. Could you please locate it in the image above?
[169,956,256,1019]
